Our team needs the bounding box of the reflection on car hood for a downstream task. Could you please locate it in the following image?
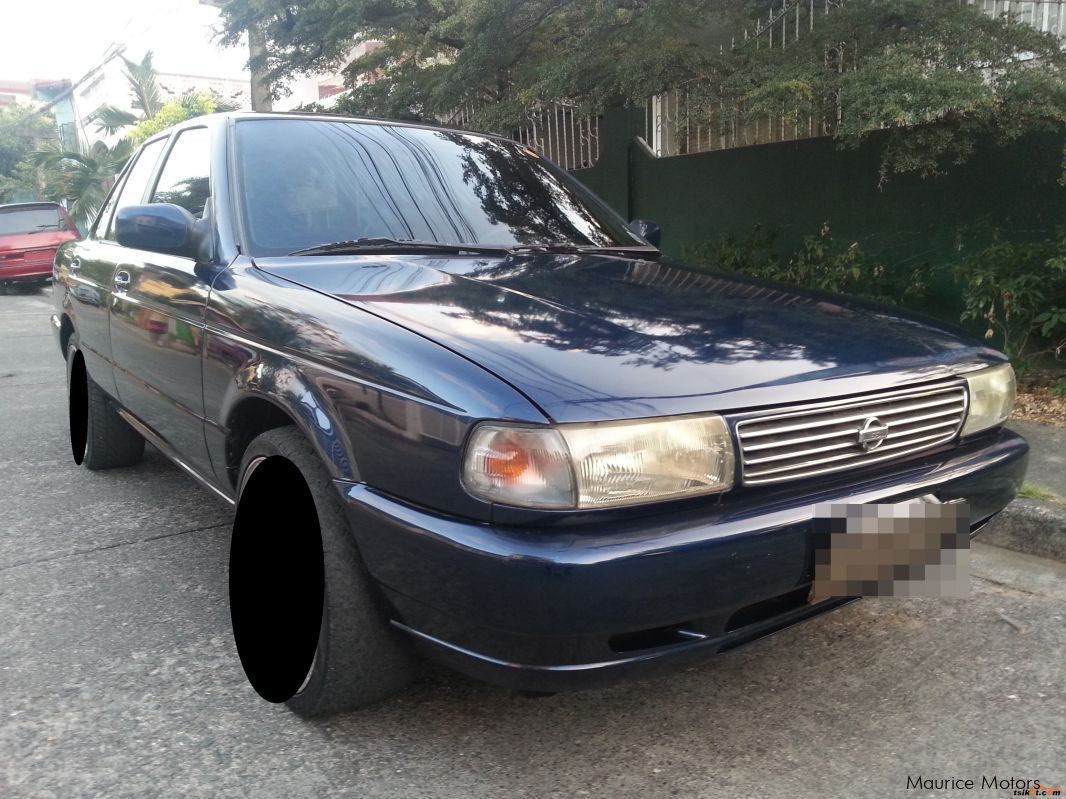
[254,253,1005,423]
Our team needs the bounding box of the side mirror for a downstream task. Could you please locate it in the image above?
[628,218,662,248]
[116,203,205,260]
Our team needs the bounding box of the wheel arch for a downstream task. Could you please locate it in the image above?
[222,387,358,492]
[224,395,297,489]
[59,313,75,360]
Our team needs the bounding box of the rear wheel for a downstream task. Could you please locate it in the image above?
[229,427,416,717]
[66,341,145,470]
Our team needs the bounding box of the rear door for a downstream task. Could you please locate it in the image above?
[59,138,168,396]
[108,126,215,475]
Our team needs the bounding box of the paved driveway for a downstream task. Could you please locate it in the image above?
[1,287,1063,798]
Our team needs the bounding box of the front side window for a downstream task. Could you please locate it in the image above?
[234,118,643,257]
[151,127,211,218]
[0,205,70,236]
[101,137,168,240]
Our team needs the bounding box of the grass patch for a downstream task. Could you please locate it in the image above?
[1019,483,1064,503]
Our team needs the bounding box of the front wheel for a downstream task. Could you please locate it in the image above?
[229,426,416,717]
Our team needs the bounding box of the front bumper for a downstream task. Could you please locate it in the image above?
[339,428,1028,692]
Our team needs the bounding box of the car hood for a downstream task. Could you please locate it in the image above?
[0,229,78,253]
[254,253,1005,423]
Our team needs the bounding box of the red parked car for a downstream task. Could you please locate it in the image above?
[0,202,80,292]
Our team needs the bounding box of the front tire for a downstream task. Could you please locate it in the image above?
[229,427,416,717]
[66,341,145,470]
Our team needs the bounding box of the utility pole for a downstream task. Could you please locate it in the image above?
[247,24,273,112]
[199,0,271,111]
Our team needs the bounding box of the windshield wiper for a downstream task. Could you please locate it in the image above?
[510,243,659,256]
[288,237,511,257]
[288,237,658,258]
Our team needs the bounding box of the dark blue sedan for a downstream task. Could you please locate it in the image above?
[52,112,1027,717]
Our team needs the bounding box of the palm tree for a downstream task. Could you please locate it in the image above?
[27,51,239,230]
[30,139,134,230]
[91,52,240,137]
[91,51,164,136]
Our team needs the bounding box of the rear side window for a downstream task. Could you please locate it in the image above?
[0,205,69,236]
[101,137,168,240]
[151,128,210,218]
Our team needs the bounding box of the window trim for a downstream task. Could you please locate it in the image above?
[93,135,170,241]
[147,125,211,217]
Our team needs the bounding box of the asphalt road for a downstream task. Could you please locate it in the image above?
[2,287,1063,799]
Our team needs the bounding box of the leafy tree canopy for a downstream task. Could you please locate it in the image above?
[91,51,165,136]
[30,139,134,229]
[129,93,231,142]
[23,50,240,229]
[217,0,728,128]
[716,0,1066,181]
[218,0,1066,178]
[0,105,55,202]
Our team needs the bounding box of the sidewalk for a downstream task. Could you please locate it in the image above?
[1009,420,1066,500]
[982,420,1066,561]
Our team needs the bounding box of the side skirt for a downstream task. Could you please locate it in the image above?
[116,408,235,506]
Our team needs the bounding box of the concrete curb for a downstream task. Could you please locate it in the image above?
[979,498,1066,562]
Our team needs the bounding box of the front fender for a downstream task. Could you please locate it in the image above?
[202,261,548,519]
[206,340,359,486]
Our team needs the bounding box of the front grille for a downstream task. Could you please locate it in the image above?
[735,382,968,486]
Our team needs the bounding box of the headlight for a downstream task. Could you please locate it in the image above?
[462,415,735,510]
[961,363,1016,437]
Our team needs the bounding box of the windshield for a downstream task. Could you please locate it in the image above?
[234,118,646,257]
[0,205,69,236]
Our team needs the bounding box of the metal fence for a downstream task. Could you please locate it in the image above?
[968,0,1065,35]
[646,0,1066,158]
[646,87,832,157]
[511,103,600,170]
[440,101,601,169]
[646,0,847,157]
[440,0,1062,165]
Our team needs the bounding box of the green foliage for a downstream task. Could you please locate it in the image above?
[0,106,55,202]
[29,140,135,230]
[688,223,1066,369]
[679,0,1066,182]
[88,51,236,141]
[21,49,235,229]
[1018,483,1063,503]
[217,0,736,132]
[129,94,224,143]
[683,223,917,305]
[91,51,164,136]
[217,0,1066,177]
[953,232,1066,367]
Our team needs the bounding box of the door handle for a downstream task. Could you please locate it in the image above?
[69,257,81,274]
[114,270,131,292]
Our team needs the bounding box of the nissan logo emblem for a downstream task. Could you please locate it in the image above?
[857,417,890,452]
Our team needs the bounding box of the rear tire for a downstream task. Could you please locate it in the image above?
[66,340,145,470]
[230,427,416,718]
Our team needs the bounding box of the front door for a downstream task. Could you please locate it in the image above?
[65,137,169,396]
[109,127,214,476]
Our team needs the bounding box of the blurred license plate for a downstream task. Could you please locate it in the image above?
[811,498,970,601]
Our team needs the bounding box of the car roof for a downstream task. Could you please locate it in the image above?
[141,110,511,148]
